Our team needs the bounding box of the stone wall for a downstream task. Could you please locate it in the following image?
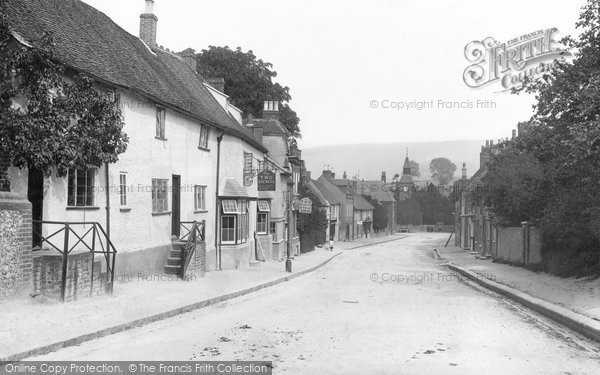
[0,192,32,297]
[494,225,542,266]
[32,251,107,301]
[495,227,523,264]
[529,227,542,265]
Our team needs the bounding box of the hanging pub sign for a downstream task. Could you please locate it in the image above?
[299,198,312,214]
[258,170,276,191]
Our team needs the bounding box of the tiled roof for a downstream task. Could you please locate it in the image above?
[5,0,266,152]
[306,180,329,206]
[353,193,374,211]
[220,178,249,198]
[245,118,289,136]
[466,164,488,190]
[356,181,395,203]
[315,177,347,205]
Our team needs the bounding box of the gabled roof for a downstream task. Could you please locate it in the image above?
[466,165,488,190]
[306,180,329,207]
[220,178,249,198]
[353,193,374,211]
[245,118,290,136]
[356,180,395,203]
[5,0,266,152]
[315,177,347,205]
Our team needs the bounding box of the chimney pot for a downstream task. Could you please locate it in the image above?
[322,170,335,181]
[512,129,517,139]
[263,101,280,120]
[145,0,154,13]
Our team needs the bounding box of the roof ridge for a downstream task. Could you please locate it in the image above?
[5,0,268,153]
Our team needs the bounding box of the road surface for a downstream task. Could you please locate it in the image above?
[33,233,600,374]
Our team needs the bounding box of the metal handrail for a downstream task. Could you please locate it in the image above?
[180,221,205,278]
[32,221,117,302]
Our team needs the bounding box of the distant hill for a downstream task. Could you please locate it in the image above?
[302,140,485,182]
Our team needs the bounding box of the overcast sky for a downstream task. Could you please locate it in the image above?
[82,0,587,149]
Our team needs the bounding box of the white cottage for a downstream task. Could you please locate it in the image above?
[2,0,278,298]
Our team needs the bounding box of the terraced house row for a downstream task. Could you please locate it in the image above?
[0,0,303,300]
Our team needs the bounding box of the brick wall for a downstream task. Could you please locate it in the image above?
[32,251,107,302]
[186,241,206,278]
[0,192,32,297]
[139,13,157,47]
[0,151,11,192]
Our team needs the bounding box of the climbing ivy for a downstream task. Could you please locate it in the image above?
[0,6,128,178]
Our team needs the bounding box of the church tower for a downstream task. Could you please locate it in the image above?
[397,149,415,200]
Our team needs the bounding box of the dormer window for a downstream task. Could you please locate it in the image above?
[156,107,166,139]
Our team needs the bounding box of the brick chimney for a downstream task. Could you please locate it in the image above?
[140,0,158,48]
[462,163,467,179]
[343,171,347,180]
[245,116,263,142]
[206,77,225,93]
[178,48,197,71]
[381,171,387,183]
[322,170,335,181]
[263,101,279,120]
[480,140,492,169]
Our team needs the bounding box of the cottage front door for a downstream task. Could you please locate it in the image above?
[28,168,44,248]
[171,175,181,238]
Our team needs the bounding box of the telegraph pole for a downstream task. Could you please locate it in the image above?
[285,179,293,273]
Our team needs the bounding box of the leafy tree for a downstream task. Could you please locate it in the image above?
[478,137,547,226]
[430,158,457,185]
[416,183,454,225]
[396,197,422,226]
[362,195,388,231]
[196,46,301,137]
[297,185,328,252]
[479,0,600,277]
[408,160,420,177]
[0,16,128,181]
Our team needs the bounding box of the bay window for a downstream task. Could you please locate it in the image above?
[220,199,249,245]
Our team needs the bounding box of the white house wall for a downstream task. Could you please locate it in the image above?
[8,90,218,277]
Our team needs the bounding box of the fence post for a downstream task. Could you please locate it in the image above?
[61,224,70,302]
[90,225,96,295]
[521,221,530,265]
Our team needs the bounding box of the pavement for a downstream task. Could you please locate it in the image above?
[29,233,600,374]
[436,235,600,341]
[0,233,407,362]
